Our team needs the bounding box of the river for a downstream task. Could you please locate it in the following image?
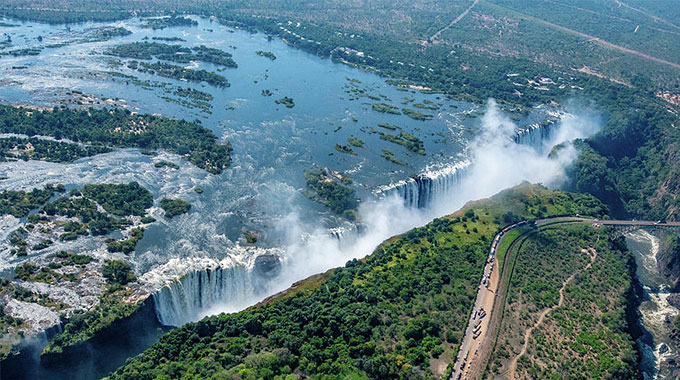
[626,230,679,379]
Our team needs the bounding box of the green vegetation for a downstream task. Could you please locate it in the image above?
[152,36,185,42]
[0,105,231,174]
[44,296,143,354]
[275,96,295,108]
[256,50,276,60]
[172,87,214,102]
[106,42,237,67]
[334,144,356,155]
[102,260,136,285]
[194,187,204,194]
[413,100,439,111]
[108,185,607,380]
[2,47,42,57]
[0,183,64,218]
[43,191,132,236]
[379,131,425,155]
[129,61,231,87]
[347,137,364,148]
[160,198,191,218]
[191,45,238,67]
[31,238,53,251]
[304,168,358,219]
[6,285,69,310]
[401,108,433,121]
[372,102,401,115]
[141,16,197,30]
[0,303,23,331]
[107,227,144,254]
[81,183,153,217]
[381,149,407,166]
[485,224,639,379]
[0,136,112,163]
[13,262,75,284]
[0,8,131,24]
[3,183,153,256]
[494,225,530,271]
[245,232,258,244]
[377,122,400,131]
[154,160,179,169]
[87,26,132,41]
[261,89,273,97]
[50,251,94,266]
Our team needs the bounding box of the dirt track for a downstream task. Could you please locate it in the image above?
[449,217,644,380]
[429,0,479,43]
[506,247,598,379]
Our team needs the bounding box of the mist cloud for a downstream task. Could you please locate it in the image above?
[203,99,602,317]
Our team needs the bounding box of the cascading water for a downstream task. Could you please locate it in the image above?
[382,116,566,209]
[149,105,586,329]
[150,254,281,327]
[152,266,253,326]
[378,162,469,209]
[513,119,559,149]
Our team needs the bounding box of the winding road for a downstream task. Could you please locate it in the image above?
[448,217,679,380]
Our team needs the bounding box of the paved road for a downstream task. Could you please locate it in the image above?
[450,221,528,380]
[538,216,680,228]
[448,216,676,380]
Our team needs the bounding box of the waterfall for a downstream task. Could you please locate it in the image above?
[151,266,254,326]
[512,119,559,151]
[378,162,470,209]
[383,118,561,209]
[150,254,281,327]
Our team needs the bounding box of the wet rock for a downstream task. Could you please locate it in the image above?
[4,299,60,336]
[657,232,680,288]
[660,343,669,354]
[668,293,680,310]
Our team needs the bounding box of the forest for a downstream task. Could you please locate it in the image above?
[105,42,237,68]
[0,136,112,163]
[304,168,358,219]
[128,61,231,88]
[106,185,618,380]
[160,198,192,218]
[0,105,232,174]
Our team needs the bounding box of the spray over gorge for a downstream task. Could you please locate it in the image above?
[152,99,601,327]
[0,13,630,380]
[1,1,678,379]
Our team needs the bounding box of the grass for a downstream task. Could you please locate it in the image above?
[495,225,531,271]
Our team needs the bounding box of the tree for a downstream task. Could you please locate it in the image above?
[102,260,136,285]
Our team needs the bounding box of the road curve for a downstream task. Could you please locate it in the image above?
[448,216,673,380]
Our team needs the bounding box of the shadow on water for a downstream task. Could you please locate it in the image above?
[1,298,170,380]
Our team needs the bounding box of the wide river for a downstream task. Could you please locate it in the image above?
[0,14,601,380]
[0,15,556,273]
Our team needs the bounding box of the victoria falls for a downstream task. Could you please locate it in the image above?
[1,1,680,379]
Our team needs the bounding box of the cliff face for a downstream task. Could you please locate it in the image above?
[657,232,680,289]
